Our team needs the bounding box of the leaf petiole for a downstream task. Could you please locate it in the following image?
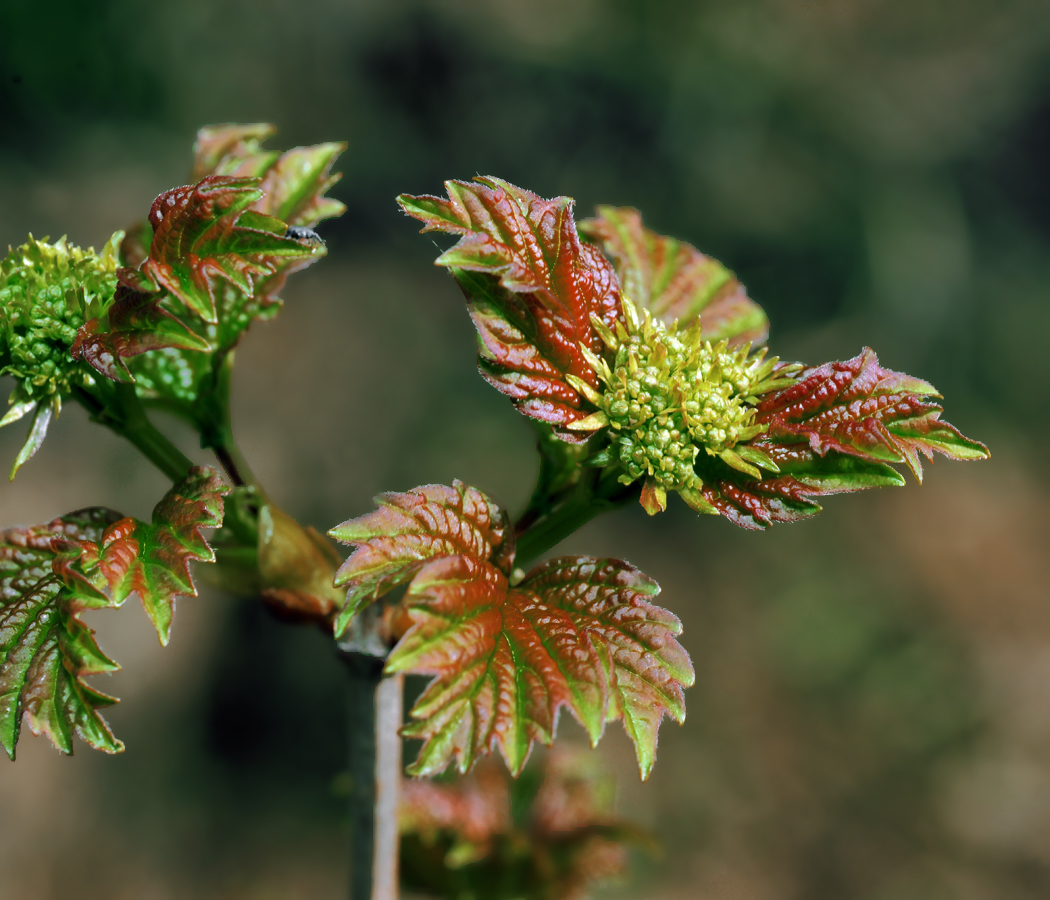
[73,383,194,483]
[513,467,632,570]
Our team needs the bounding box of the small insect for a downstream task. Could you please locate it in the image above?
[284,225,324,244]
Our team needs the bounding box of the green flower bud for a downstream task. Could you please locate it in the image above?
[583,297,799,499]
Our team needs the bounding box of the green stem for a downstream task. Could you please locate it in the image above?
[196,350,261,490]
[74,383,193,483]
[514,469,632,570]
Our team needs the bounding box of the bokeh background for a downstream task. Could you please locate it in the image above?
[2,1,1049,897]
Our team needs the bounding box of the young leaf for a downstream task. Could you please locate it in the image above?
[329,480,512,638]
[192,123,278,181]
[694,444,907,530]
[85,467,229,645]
[70,279,210,383]
[392,553,691,779]
[691,349,989,529]
[401,751,642,899]
[756,348,989,481]
[398,178,623,439]
[580,205,768,345]
[135,174,325,322]
[333,481,694,779]
[0,508,125,758]
[193,122,346,227]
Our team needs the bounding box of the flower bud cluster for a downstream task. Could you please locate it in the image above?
[0,234,120,416]
[570,297,798,512]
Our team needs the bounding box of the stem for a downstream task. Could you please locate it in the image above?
[514,469,633,570]
[74,384,193,483]
[194,350,261,490]
[343,652,403,900]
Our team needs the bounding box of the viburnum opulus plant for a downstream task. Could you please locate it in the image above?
[0,126,987,900]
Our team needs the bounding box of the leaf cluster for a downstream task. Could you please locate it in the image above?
[0,468,227,758]
[399,178,989,527]
[0,124,344,475]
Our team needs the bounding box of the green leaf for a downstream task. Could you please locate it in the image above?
[135,174,325,323]
[580,205,768,344]
[398,178,623,440]
[122,124,346,413]
[86,467,229,645]
[0,469,227,757]
[193,122,347,227]
[695,446,906,530]
[0,508,124,759]
[329,480,512,639]
[0,233,122,476]
[400,751,646,898]
[333,482,694,779]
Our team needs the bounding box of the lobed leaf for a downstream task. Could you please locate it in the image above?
[398,178,622,439]
[193,122,346,228]
[135,174,325,323]
[400,751,638,898]
[580,205,768,344]
[692,349,989,529]
[0,508,124,758]
[70,279,210,383]
[756,348,989,481]
[85,467,228,645]
[390,553,692,779]
[334,481,694,779]
[117,125,345,409]
[329,480,512,639]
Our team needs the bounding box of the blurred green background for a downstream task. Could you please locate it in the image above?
[1,1,1049,898]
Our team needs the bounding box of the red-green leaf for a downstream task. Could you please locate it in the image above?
[580,205,768,344]
[400,751,640,897]
[756,348,989,481]
[192,123,278,181]
[70,279,211,383]
[332,481,694,779]
[696,445,906,530]
[398,178,623,439]
[83,467,228,645]
[0,508,124,758]
[691,348,989,529]
[135,174,325,322]
[391,554,691,779]
[193,123,347,228]
[329,480,512,638]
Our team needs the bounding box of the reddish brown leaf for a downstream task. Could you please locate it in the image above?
[398,178,622,438]
[333,482,693,777]
[696,444,906,530]
[329,480,512,638]
[755,348,989,481]
[390,553,692,779]
[580,205,768,344]
[70,280,210,383]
